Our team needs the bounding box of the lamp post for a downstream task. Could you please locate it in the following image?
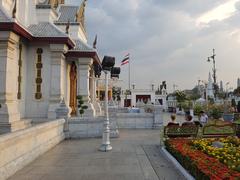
[225,82,230,99]
[207,49,217,98]
[99,56,115,152]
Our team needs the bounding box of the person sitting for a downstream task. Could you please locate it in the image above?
[167,114,179,126]
[182,114,195,126]
[199,111,208,126]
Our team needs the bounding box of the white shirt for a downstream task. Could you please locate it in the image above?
[200,114,208,124]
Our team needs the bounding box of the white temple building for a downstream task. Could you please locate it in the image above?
[120,84,168,110]
[0,0,102,134]
[207,72,214,99]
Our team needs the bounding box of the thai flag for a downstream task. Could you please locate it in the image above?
[121,53,130,66]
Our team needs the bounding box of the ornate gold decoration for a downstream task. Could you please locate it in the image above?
[49,0,60,8]
[69,62,77,115]
[75,0,87,29]
[17,44,22,99]
[35,48,43,100]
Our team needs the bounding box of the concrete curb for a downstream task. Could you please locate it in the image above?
[161,147,195,180]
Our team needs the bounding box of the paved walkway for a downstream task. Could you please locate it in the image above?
[8,130,185,180]
[9,114,186,180]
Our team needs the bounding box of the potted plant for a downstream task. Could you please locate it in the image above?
[76,95,88,117]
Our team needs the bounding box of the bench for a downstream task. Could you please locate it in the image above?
[202,123,236,138]
[164,125,199,138]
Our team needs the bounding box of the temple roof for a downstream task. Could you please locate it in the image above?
[0,7,13,22]
[27,22,68,37]
[56,5,79,23]
[72,39,95,52]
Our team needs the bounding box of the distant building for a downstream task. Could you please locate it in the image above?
[237,78,240,88]
[120,86,168,110]
[220,80,223,92]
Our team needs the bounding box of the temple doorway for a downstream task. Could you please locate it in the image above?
[69,62,77,116]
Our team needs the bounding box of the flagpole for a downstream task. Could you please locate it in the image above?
[129,56,131,90]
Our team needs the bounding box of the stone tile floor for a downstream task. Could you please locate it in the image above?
[8,113,187,180]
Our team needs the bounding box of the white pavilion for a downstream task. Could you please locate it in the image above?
[0,0,102,134]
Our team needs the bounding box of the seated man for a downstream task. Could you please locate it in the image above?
[167,114,179,126]
[182,114,195,126]
[199,111,208,126]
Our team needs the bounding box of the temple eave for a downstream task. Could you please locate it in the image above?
[0,22,75,48]
[65,51,101,65]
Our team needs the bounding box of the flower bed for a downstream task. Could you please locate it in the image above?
[165,138,240,180]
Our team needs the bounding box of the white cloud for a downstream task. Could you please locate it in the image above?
[66,0,240,92]
[197,0,239,26]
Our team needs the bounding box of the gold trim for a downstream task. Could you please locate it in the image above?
[35,48,43,100]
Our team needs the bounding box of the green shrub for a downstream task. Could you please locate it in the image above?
[194,104,204,116]
[76,95,88,117]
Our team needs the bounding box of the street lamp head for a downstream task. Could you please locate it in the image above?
[111,67,121,78]
[102,56,115,71]
[94,64,102,78]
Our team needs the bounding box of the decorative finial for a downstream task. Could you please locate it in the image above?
[93,34,97,49]
[12,0,17,18]
[66,19,70,34]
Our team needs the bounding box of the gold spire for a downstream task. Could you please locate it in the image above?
[49,0,61,8]
[76,0,87,29]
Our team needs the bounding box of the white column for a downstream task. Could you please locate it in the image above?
[89,68,95,103]
[0,32,29,133]
[92,73,102,116]
[77,58,95,117]
[48,44,69,119]
[99,71,112,151]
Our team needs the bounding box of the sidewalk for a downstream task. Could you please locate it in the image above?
[8,129,185,180]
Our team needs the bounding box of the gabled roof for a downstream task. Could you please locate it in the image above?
[66,39,101,65]
[73,39,95,52]
[0,7,13,22]
[56,5,79,23]
[27,22,68,37]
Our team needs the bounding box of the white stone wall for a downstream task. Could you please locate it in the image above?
[69,117,103,138]
[0,0,14,17]
[0,0,37,26]
[25,45,51,118]
[36,8,57,23]
[0,119,65,180]
[116,113,154,129]
[56,25,87,42]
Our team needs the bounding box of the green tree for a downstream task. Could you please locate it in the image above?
[175,90,188,103]
[237,101,240,113]
[231,99,237,108]
[233,87,240,97]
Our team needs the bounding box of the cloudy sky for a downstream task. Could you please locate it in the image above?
[66,0,240,92]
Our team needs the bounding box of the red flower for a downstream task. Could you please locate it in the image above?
[166,138,240,179]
